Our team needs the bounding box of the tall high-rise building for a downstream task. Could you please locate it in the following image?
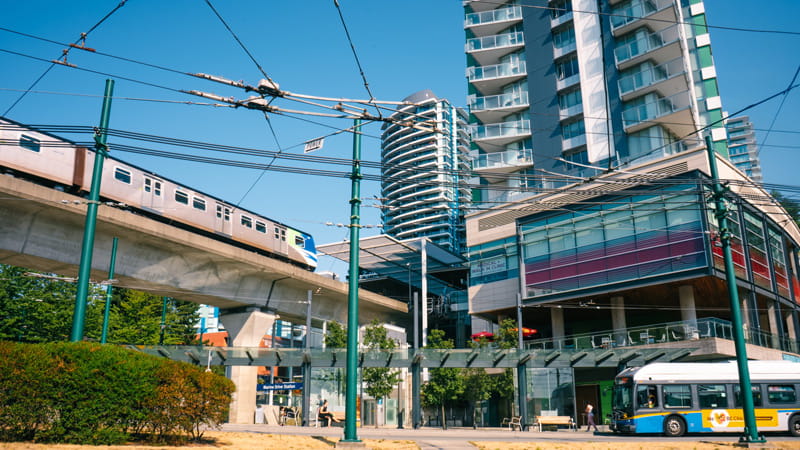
[464,0,729,202]
[380,90,472,254]
[725,115,763,183]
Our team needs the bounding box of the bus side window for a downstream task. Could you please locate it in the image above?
[662,384,692,409]
[767,385,796,404]
[734,385,762,407]
[698,384,727,408]
[637,385,658,408]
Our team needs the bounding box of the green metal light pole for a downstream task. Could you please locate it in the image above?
[705,135,764,444]
[100,237,118,344]
[71,79,114,342]
[341,118,363,444]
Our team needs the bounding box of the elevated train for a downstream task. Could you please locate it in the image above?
[0,118,318,270]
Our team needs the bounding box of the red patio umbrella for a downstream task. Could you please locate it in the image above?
[470,331,494,340]
[511,327,538,338]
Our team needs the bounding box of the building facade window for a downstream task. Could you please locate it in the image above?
[556,56,579,80]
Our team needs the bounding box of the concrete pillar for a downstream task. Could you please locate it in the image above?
[219,309,278,424]
[611,296,626,346]
[551,307,565,348]
[767,302,780,349]
[679,285,698,328]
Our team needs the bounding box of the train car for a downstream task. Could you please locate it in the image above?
[0,118,317,270]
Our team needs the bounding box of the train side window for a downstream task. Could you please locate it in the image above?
[241,215,253,228]
[255,221,267,233]
[216,205,222,218]
[193,197,206,211]
[175,190,189,205]
[734,385,762,407]
[114,167,132,184]
[281,229,286,241]
[274,227,280,239]
[295,235,305,247]
[19,135,40,152]
[662,384,692,409]
[154,181,162,196]
[767,385,796,404]
[144,178,152,193]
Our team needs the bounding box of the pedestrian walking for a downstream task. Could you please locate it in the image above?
[585,402,599,432]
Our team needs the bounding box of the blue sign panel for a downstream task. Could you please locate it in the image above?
[257,382,303,391]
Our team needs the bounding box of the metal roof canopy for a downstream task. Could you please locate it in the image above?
[317,235,467,292]
[131,346,695,370]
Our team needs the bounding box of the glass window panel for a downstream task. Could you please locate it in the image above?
[192,197,206,211]
[734,386,762,407]
[662,384,692,408]
[767,385,796,404]
[575,216,603,247]
[175,190,189,205]
[637,384,659,409]
[241,215,253,228]
[114,167,132,184]
[604,209,634,240]
[19,134,41,152]
[698,384,727,408]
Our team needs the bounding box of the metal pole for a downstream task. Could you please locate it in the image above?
[342,118,362,443]
[705,135,764,444]
[302,290,312,426]
[71,79,114,342]
[412,291,421,429]
[159,296,168,345]
[516,292,528,429]
[100,237,118,344]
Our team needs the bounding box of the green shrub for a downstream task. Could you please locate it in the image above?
[0,342,234,444]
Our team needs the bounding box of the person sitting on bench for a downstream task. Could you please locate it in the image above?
[318,400,339,426]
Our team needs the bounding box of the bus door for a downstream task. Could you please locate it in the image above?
[215,203,233,236]
[142,176,164,212]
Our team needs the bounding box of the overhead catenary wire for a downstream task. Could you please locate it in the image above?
[332,0,381,119]
[2,0,129,116]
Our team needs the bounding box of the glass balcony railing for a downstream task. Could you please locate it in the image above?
[524,317,800,354]
[470,119,531,140]
[617,136,697,166]
[614,25,680,65]
[471,148,533,171]
[466,31,524,52]
[622,90,691,128]
[467,61,527,82]
[618,58,685,96]
[611,0,673,30]
[465,6,522,27]
[469,92,529,112]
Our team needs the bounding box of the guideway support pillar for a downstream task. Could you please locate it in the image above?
[220,308,277,424]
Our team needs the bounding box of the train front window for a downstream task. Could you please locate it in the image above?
[295,236,305,247]
[613,378,634,415]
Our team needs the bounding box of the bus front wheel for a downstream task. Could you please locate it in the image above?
[663,415,685,437]
[790,415,800,437]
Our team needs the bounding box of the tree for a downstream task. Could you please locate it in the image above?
[493,318,518,418]
[361,319,401,427]
[420,329,464,430]
[324,321,347,348]
[772,190,800,226]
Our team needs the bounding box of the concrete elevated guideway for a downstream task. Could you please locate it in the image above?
[0,173,409,422]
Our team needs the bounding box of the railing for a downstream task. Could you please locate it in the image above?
[466,31,524,52]
[465,6,522,27]
[472,149,533,171]
[611,0,673,30]
[559,102,583,119]
[467,61,527,82]
[524,317,800,354]
[469,92,529,112]
[617,57,686,96]
[470,119,531,140]
[614,25,680,65]
[616,136,696,166]
[622,90,691,128]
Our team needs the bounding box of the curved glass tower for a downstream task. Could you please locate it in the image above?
[380,90,471,253]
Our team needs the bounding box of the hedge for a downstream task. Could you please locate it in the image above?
[0,342,234,444]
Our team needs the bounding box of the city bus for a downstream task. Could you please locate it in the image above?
[611,360,800,437]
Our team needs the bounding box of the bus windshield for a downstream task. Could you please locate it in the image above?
[613,378,633,415]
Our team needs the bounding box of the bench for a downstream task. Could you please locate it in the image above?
[501,416,523,431]
[533,415,576,432]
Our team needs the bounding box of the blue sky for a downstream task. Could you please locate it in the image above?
[1,1,798,276]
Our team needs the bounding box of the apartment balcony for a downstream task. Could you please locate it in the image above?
[468,92,529,123]
[470,119,531,151]
[553,41,577,59]
[523,317,799,355]
[465,31,525,66]
[561,133,586,151]
[462,0,507,13]
[622,90,695,136]
[614,25,682,71]
[556,72,581,91]
[471,149,534,180]
[550,10,573,28]
[464,6,523,35]
[617,57,688,102]
[617,135,701,166]
[610,0,677,37]
[559,102,583,120]
[467,61,527,95]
